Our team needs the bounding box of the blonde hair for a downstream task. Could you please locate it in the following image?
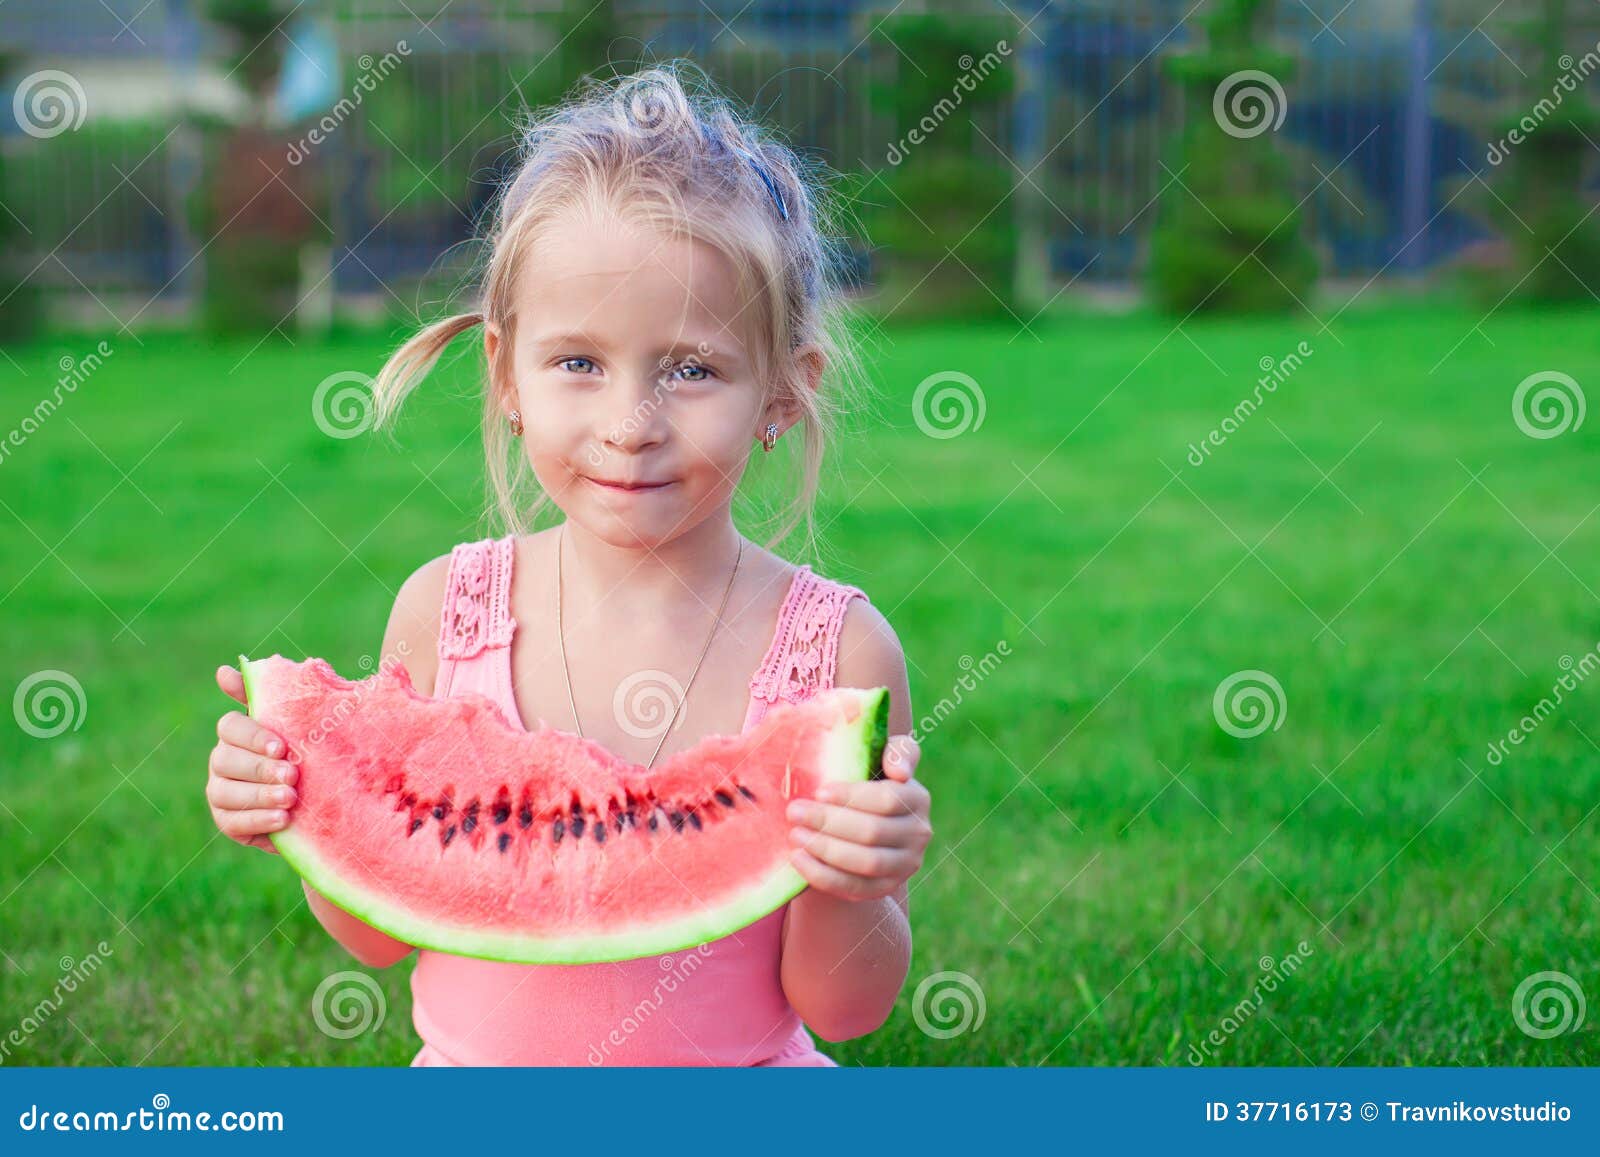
[370,61,868,554]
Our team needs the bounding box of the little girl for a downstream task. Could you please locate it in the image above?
[203,64,931,1066]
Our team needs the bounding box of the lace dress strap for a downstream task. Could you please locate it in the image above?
[436,535,517,661]
[746,565,867,726]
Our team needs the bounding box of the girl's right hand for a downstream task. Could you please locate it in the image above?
[207,664,298,854]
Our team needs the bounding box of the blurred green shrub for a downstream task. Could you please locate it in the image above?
[0,52,42,343]
[1147,0,1318,315]
[1481,0,1600,304]
[861,11,1017,320]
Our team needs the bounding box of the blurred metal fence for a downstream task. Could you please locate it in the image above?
[0,0,1595,326]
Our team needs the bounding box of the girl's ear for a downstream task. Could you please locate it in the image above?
[793,342,825,395]
[761,342,824,436]
[484,320,510,410]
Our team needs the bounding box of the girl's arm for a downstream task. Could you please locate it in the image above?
[298,555,452,969]
[780,603,928,1041]
[300,878,415,968]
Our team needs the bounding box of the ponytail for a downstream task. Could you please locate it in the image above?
[371,312,484,427]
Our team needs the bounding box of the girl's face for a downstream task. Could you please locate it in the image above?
[487,210,789,550]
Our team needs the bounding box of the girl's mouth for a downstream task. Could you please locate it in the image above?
[582,475,674,494]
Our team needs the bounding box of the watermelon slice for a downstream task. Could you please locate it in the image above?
[239,654,888,964]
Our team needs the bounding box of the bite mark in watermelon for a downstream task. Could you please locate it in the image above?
[239,655,888,964]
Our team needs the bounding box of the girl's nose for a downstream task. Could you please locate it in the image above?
[597,373,669,452]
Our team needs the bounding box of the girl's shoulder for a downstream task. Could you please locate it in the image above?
[754,553,907,727]
[745,548,903,705]
[382,549,454,696]
[380,529,547,694]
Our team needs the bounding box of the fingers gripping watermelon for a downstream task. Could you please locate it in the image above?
[239,655,888,964]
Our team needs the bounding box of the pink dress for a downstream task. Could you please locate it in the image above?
[407,533,867,1067]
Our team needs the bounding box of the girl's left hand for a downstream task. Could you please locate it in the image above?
[787,735,930,901]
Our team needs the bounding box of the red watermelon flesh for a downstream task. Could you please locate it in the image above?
[239,655,888,963]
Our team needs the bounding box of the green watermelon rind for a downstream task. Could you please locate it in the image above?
[240,654,889,965]
[237,653,262,719]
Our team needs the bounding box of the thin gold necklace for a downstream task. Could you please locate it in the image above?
[555,522,744,769]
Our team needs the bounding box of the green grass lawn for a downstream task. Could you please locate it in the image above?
[2,299,1597,1065]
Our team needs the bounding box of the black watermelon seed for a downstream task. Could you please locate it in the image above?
[594,822,606,844]
[517,806,533,829]
[441,824,456,847]
[686,810,702,831]
[571,813,586,840]
[408,818,423,835]
[714,790,734,808]
[622,809,636,829]
[553,818,564,844]
[497,832,512,853]
[669,810,686,832]
[737,785,756,801]
[462,803,479,834]
[493,803,511,824]
[648,811,660,831]
[431,802,448,820]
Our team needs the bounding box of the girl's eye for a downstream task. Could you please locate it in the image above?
[559,357,597,374]
[672,363,713,383]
